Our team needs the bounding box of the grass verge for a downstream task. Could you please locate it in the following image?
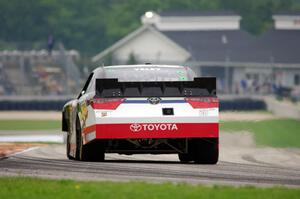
[220,119,300,148]
[0,120,60,130]
[0,177,299,199]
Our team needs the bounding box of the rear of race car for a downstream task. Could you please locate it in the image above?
[81,77,219,164]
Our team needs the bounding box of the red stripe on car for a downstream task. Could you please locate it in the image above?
[185,97,219,109]
[92,123,218,139]
[83,124,96,134]
[91,98,124,110]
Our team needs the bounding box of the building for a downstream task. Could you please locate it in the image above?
[92,11,300,94]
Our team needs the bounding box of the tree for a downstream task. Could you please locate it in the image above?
[0,0,299,55]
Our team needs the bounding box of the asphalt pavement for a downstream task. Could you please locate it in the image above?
[0,132,299,187]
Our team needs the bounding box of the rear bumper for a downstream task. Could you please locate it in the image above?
[83,123,218,142]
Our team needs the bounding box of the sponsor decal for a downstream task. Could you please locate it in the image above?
[96,123,218,139]
[130,123,142,132]
[130,123,178,132]
[78,102,88,129]
[148,97,161,105]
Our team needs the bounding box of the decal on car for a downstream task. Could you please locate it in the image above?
[79,102,89,129]
[130,123,178,132]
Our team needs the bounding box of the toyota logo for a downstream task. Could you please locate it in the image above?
[130,123,142,132]
[148,97,161,105]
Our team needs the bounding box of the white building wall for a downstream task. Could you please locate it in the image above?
[233,67,245,83]
[113,30,190,64]
[156,17,241,31]
[141,12,241,31]
[281,69,300,87]
[273,15,300,30]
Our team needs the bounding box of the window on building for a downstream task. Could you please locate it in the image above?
[295,74,300,85]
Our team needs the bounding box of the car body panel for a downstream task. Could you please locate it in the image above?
[82,97,218,141]
[62,65,218,158]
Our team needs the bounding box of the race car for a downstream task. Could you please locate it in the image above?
[62,64,219,164]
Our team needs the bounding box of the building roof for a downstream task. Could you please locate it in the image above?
[257,29,300,63]
[93,11,300,65]
[162,30,267,63]
[162,27,300,64]
[93,27,300,64]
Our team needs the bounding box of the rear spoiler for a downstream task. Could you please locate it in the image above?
[95,77,216,98]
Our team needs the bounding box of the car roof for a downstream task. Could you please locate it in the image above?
[93,64,185,73]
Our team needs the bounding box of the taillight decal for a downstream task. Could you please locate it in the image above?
[185,97,219,109]
[91,98,124,110]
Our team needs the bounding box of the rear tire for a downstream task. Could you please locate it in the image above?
[75,117,105,161]
[178,153,193,163]
[192,138,219,164]
[75,118,81,160]
[66,133,74,160]
[81,141,105,162]
[178,139,194,163]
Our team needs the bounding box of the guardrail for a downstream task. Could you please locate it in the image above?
[220,98,266,111]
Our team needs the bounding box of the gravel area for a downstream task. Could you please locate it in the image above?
[0,143,43,158]
[0,111,61,120]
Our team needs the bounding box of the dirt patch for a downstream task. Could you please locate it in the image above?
[0,111,60,120]
[220,111,278,121]
[220,131,256,148]
[220,132,300,169]
[0,143,43,158]
[264,97,300,120]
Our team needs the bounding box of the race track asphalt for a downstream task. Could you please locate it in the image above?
[0,139,300,187]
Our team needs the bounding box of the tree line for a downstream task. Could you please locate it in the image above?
[0,0,300,56]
